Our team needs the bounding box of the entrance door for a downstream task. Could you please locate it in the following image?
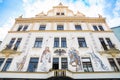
[53,58,59,70]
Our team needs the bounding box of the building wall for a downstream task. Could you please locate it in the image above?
[0,3,120,79]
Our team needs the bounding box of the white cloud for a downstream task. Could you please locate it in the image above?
[0,0,120,41]
[0,17,14,41]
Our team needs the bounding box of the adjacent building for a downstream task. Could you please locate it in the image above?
[111,26,120,42]
[0,3,120,80]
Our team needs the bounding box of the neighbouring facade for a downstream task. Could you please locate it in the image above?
[0,3,120,80]
[111,26,120,42]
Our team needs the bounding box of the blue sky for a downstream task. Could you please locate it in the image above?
[0,0,120,41]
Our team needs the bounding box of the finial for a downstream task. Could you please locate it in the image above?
[98,14,102,18]
[19,15,23,18]
[59,2,63,6]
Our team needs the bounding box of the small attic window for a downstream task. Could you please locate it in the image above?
[61,13,64,15]
[56,13,60,15]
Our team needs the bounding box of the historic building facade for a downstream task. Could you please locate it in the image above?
[0,3,120,80]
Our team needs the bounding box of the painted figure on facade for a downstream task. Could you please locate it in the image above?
[68,47,81,71]
[40,47,51,71]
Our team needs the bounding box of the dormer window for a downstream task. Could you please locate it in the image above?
[56,13,60,15]
[61,13,64,15]
[56,12,65,15]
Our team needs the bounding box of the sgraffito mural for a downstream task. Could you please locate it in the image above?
[68,47,82,71]
[40,47,51,71]
[89,51,109,71]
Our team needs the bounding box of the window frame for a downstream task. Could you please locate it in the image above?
[2,58,12,71]
[57,25,64,30]
[39,25,46,30]
[78,38,87,47]
[54,38,59,48]
[75,25,82,30]
[34,38,43,48]
[27,58,39,72]
[82,57,94,72]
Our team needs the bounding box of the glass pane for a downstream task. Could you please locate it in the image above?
[2,58,12,71]
[75,25,82,30]
[27,58,39,72]
[0,58,5,67]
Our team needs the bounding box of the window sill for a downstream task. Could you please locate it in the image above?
[53,47,67,48]
[32,47,42,48]
[78,47,89,49]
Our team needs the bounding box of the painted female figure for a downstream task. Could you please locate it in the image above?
[40,47,51,71]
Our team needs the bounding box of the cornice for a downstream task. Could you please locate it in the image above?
[15,16,106,23]
[8,30,113,33]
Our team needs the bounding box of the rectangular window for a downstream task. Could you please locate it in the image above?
[17,25,23,31]
[27,58,39,72]
[98,25,104,31]
[56,13,60,15]
[99,38,108,50]
[82,57,93,72]
[75,25,82,30]
[53,58,59,70]
[93,25,98,31]
[61,13,64,15]
[106,38,114,48]
[8,38,16,49]
[57,25,64,30]
[116,58,120,66]
[39,25,46,30]
[108,58,119,71]
[61,58,68,69]
[2,58,12,71]
[13,38,22,50]
[0,58,5,67]
[54,38,59,47]
[78,38,87,47]
[34,38,43,48]
[61,38,67,48]
[23,25,28,31]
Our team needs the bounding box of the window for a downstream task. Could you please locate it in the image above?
[39,25,46,30]
[54,38,59,47]
[2,58,12,71]
[108,58,119,71]
[0,58,5,67]
[23,25,28,31]
[57,25,64,30]
[99,38,108,50]
[78,38,87,47]
[106,38,114,48]
[56,13,60,15]
[61,13,64,15]
[93,25,98,31]
[61,38,67,48]
[13,38,22,50]
[34,38,43,48]
[75,25,82,30]
[53,58,59,70]
[98,25,104,31]
[82,57,93,72]
[17,25,23,31]
[7,38,16,49]
[27,58,39,72]
[116,58,120,66]
[61,58,68,69]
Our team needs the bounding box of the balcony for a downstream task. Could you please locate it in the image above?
[0,45,21,57]
[99,46,120,57]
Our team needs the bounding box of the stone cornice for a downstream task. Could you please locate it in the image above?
[15,16,106,23]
